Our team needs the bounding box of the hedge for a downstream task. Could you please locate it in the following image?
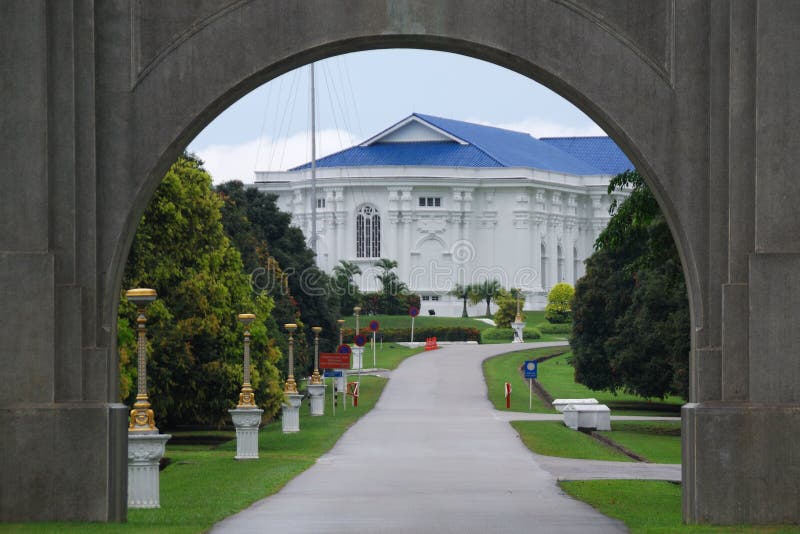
[480,326,542,344]
[536,322,572,335]
[342,326,480,342]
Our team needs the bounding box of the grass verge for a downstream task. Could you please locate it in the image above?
[483,345,566,412]
[363,342,425,370]
[597,422,681,464]
[559,480,800,534]
[511,421,631,462]
[3,376,388,534]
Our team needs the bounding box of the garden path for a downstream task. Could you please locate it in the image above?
[212,342,657,533]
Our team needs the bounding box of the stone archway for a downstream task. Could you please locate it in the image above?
[2,0,798,526]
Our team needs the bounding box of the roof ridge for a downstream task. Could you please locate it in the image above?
[413,113,512,167]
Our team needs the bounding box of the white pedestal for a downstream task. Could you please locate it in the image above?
[351,346,364,369]
[229,407,263,460]
[281,393,304,433]
[307,383,326,416]
[511,321,526,343]
[128,433,171,509]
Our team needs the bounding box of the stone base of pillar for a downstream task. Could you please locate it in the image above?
[511,321,526,343]
[281,393,304,433]
[229,407,264,460]
[307,384,326,416]
[682,402,800,524]
[128,433,171,509]
[352,346,363,369]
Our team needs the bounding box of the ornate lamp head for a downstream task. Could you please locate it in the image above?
[312,326,322,335]
[126,288,157,307]
[238,313,256,327]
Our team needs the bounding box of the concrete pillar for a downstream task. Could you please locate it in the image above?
[229,408,263,460]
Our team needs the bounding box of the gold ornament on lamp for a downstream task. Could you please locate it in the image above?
[237,313,257,407]
[284,323,298,393]
[126,288,158,433]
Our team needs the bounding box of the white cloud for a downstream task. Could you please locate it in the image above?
[193,128,358,184]
[467,117,606,138]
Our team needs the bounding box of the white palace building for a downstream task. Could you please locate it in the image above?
[254,114,632,314]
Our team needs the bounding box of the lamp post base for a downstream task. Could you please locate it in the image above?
[127,433,171,509]
[511,321,526,343]
[281,393,304,433]
[308,384,326,416]
[229,408,263,460]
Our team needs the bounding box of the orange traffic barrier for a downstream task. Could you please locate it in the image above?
[424,337,440,351]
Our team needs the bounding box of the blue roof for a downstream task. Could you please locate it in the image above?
[539,136,634,176]
[292,114,633,176]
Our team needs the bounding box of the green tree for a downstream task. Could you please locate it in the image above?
[468,279,502,317]
[544,282,575,324]
[332,260,362,314]
[120,155,283,427]
[215,181,339,369]
[448,283,471,318]
[570,170,690,399]
[493,288,525,328]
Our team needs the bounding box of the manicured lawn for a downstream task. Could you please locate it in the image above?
[4,376,388,534]
[538,352,684,414]
[560,480,800,534]
[357,342,425,370]
[483,345,567,412]
[342,313,493,331]
[511,421,632,462]
[598,422,682,464]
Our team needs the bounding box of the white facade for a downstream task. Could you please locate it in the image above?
[253,116,626,314]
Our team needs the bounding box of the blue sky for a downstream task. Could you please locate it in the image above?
[188,49,604,184]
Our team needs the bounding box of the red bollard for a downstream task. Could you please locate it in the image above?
[504,382,512,409]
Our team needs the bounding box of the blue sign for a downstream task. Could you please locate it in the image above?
[523,360,538,379]
[324,370,343,378]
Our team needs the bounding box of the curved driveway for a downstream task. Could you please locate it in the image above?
[213,342,641,533]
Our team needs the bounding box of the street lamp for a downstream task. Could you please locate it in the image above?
[311,326,323,385]
[126,288,158,433]
[284,323,298,393]
[237,313,257,407]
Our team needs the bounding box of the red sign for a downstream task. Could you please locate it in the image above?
[320,352,351,369]
[409,306,419,317]
[369,320,380,332]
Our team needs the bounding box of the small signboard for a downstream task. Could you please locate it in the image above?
[354,334,367,347]
[323,370,343,378]
[369,320,380,332]
[409,306,419,317]
[523,360,538,379]
[337,344,352,355]
[320,352,351,369]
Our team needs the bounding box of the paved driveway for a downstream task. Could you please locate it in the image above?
[213,342,632,533]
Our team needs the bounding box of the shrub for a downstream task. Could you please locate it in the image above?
[545,282,575,324]
[480,326,542,344]
[493,289,525,328]
[536,322,572,335]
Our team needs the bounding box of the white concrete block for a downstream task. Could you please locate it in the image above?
[561,403,611,431]
[308,383,326,416]
[552,398,599,412]
[281,393,303,433]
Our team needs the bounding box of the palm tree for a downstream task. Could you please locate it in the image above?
[333,260,362,312]
[375,258,406,313]
[448,283,470,318]
[468,280,502,317]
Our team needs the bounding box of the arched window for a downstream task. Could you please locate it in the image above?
[356,205,381,258]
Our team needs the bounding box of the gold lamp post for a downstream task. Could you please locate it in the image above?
[311,326,323,384]
[126,288,158,433]
[284,323,298,393]
[515,288,523,324]
[237,313,257,407]
[337,319,345,346]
